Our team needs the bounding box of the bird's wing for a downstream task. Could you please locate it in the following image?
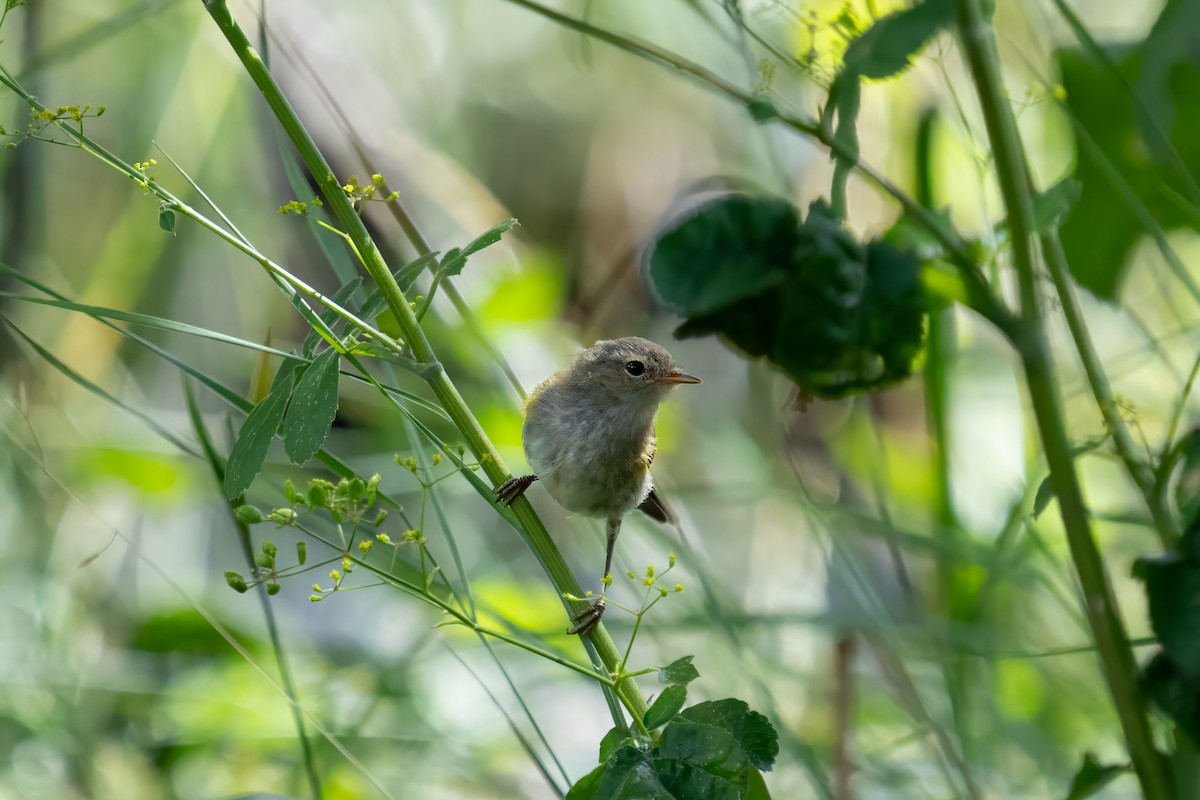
[641,426,657,468]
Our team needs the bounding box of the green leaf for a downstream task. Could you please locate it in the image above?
[296,541,307,565]
[659,655,700,686]
[224,362,296,499]
[437,218,519,278]
[354,252,440,328]
[644,685,688,730]
[1065,752,1131,800]
[566,747,672,800]
[1143,650,1200,740]
[303,276,363,356]
[1033,476,1055,520]
[158,204,176,234]
[598,726,633,764]
[283,347,341,465]
[746,98,778,123]
[649,195,797,318]
[1032,179,1082,234]
[676,699,779,773]
[839,0,953,81]
[1173,428,1200,531]
[1134,553,1200,677]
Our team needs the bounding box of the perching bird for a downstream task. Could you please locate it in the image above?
[494,337,700,635]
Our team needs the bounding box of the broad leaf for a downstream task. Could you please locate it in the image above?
[224,362,297,498]
[644,685,687,730]
[659,655,700,686]
[566,747,672,800]
[283,347,341,465]
[1134,554,1200,677]
[840,0,953,80]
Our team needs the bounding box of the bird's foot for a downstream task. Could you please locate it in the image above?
[495,474,537,507]
[566,596,607,636]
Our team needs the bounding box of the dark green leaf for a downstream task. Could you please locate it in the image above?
[1134,554,1200,676]
[598,726,633,763]
[677,699,779,772]
[1033,476,1055,520]
[1057,29,1200,298]
[158,205,176,234]
[649,195,797,317]
[438,218,519,278]
[283,348,341,465]
[223,362,296,499]
[1065,752,1130,800]
[839,0,953,80]
[353,252,441,333]
[746,98,778,123]
[1173,428,1200,531]
[304,277,363,356]
[645,685,688,730]
[659,655,700,686]
[566,747,672,800]
[1142,650,1200,741]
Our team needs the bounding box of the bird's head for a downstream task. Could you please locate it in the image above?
[569,337,700,408]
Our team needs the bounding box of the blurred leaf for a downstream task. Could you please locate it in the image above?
[1033,476,1056,520]
[649,195,795,317]
[356,252,440,329]
[80,448,186,498]
[1173,427,1200,530]
[1056,18,1200,297]
[224,362,296,498]
[1033,179,1082,234]
[839,0,953,80]
[158,204,176,234]
[1142,650,1200,741]
[659,655,700,686]
[653,196,927,398]
[644,685,688,730]
[132,609,254,655]
[1065,752,1130,799]
[1134,553,1200,677]
[303,276,362,357]
[437,218,519,278]
[283,348,341,465]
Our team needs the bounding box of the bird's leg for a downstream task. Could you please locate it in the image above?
[495,474,537,506]
[567,516,621,636]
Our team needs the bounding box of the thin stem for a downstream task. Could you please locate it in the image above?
[954,1,1173,796]
[1042,230,1180,547]
[199,0,648,724]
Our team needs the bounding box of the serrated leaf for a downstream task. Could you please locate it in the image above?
[644,685,688,730]
[1065,752,1130,800]
[649,195,797,317]
[223,363,296,499]
[840,0,953,81]
[659,655,700,686]
[437,218,519,278]
[283,348,341,465]
[677,699,779,772]
[566,747,672,800]
[598,726,633,764]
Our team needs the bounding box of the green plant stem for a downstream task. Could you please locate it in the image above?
[954,1,1173,796]
[1042,230,1180,548]
[200,0,648,724]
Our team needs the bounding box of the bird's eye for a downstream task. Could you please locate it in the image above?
[625,360,646,376]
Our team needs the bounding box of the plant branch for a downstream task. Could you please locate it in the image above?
[199,0,648,724]
[954,1,1172,796]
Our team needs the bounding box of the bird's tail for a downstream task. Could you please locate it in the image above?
[637,487,677,525]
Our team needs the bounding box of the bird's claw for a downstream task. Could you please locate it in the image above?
[566,597,606,636]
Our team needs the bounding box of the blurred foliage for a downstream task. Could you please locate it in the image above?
[1,0,1200,799]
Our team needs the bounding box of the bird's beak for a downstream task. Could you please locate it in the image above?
[659,370,701,385]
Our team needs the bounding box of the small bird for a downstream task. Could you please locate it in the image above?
[495,337,700,635]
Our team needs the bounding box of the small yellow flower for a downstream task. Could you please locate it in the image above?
[329,570,341,581]
[358,540,372,552]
